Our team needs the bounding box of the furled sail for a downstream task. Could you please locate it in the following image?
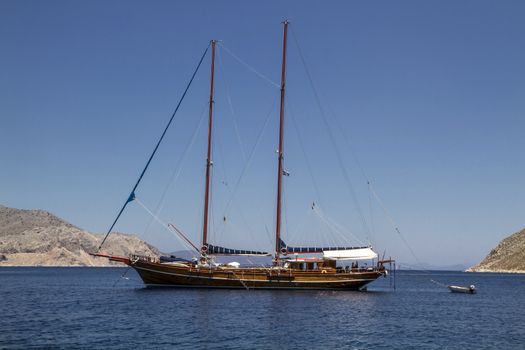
[205,244,271,256]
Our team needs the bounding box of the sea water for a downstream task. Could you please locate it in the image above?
[1,267,524,349]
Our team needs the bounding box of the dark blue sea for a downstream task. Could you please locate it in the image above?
[1,268,524,349]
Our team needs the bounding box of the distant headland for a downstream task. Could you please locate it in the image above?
[0,204,159,266]
[466,228,525,273]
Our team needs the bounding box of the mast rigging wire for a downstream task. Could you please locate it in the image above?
[285,206,314,245]
[286,100,347,246]
[215,92,279,238]
[216,47,247,162]
[134,197,198,253]
[218,42,280,89]
[289,25,372,240]
[312,204,366,246]
[323,96,378,245]
[142,102,208,237]
[368,184,421,265]
[98,44,210,251]
[289,28,423,275]
[290,27,440,287]
[288,101,323,207]
[208,45,279,249]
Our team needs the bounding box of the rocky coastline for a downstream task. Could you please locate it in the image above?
[0,204,160,267]
[466,228,525,273]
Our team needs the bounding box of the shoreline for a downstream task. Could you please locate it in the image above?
[466,269,525,274]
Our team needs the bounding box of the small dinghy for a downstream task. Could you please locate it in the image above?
[448,285,476,294]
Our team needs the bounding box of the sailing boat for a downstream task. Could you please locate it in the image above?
[93,21,392,290]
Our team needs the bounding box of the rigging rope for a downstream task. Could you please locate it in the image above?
[368,181,376,247]
[142,102,208,237]
[215,92,279,238]
[285,206,314,245]
[430,279,448,288]
[286,100,346,247]
[218,42,280,89]
[368,184,421,265]
[135,197,197,253]
[112,266,133,288]
[288,101,323,209]
[368,183,451,288]
[216,47,247,162]
[210,43,281,247]
[289,25,372,240]
[285,25,449,290]
[97,44,210,251]
[312,204,366,246]
[323,96,377,246]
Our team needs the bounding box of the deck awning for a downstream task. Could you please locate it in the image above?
[280,239,374,258]
[280,239,370,257]
[322,247,378,261]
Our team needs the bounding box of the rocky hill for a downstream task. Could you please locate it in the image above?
[0,204,160,266]
[467,228,525,273]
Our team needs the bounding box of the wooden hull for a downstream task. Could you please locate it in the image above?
[129,260,385,290]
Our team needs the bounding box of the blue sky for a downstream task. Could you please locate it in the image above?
[1,0,524,267]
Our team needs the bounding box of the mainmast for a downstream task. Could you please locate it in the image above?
[202,40,217,253]
[275,21,289,265]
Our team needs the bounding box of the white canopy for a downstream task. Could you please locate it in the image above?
[322,247,378,261]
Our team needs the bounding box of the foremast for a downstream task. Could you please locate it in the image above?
[202,40,217,256]
[275,20,289,265]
